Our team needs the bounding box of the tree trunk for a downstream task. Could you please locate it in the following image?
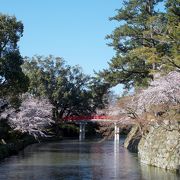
[52,107,61,137]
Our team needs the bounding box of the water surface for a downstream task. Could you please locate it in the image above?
[0,139,179,180]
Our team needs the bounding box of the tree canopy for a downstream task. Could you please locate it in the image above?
[1,95,54,139]
[22,56,109,124]
[0,14,29,107]
[98,0,180,90]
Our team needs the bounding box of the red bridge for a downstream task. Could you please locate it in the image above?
[63,115,113,122]
[63,115,119,141]
[63,115,121,141]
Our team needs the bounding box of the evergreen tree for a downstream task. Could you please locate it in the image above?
[23,56,109,125]
[0,14,29,107]
[159,0,180,70]
[98,0,179,90]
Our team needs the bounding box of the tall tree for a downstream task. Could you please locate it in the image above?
[158,0,180,70]
[98,0,179,90]
[0,14,29,107]
[23,56,109,127]
[88,77,110,110]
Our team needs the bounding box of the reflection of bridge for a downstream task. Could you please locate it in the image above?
[63,116,120,141]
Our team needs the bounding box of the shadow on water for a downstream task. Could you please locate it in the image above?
[0,139,179,180]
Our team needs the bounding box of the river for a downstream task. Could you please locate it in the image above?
[0,139,179,180]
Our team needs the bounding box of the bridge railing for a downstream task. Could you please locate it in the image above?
[63,115,110,121]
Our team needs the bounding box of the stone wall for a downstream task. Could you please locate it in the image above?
[138,120,180,172]
[124,124,141,153]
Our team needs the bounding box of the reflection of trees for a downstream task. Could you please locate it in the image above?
[1,140,179,179]
[114,141,120,179]
[89,142,104,179]
[140,163,179,180]
[89,141,140,179]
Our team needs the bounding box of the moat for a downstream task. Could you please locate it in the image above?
[0,139,179,180]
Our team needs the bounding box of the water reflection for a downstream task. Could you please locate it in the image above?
[140,163,179,180]
[114,140,119,179]
[0,140,179,180]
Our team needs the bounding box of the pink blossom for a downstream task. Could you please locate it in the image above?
[1,96,54,138]
[132,71,180,114]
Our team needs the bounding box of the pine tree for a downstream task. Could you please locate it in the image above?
[99,0,179,90]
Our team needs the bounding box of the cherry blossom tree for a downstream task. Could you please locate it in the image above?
[99,71,180,137]
[132,71,180,114]
[125,71,180,134]
[1,95,54,139]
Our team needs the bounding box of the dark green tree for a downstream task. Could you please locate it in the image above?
[0,14,29,107]
[158,0,180,70]
[88,77,110,110]
[23,56,109,126]
[98,0,179,90]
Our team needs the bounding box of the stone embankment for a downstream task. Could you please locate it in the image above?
[124,120,180,173]
[124,125,141,153]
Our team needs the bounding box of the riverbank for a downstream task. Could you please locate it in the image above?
[124,120,180,173]
[0,134,65,161]
[0,136,36,160]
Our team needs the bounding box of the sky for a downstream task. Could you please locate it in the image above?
[0,0,123,94]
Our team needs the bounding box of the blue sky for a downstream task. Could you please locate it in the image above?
[0,0,123,94]
[0,0,121,73]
